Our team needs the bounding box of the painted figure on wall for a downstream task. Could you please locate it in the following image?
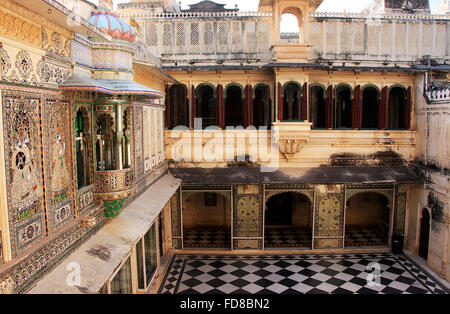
[10,111,42,207]
[50,113,70,191]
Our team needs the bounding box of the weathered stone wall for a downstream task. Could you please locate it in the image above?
[405,73,449,280]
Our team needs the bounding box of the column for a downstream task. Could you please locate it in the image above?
[116,105,123,170]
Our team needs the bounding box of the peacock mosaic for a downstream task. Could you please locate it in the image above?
[233,185,263,250]
[42,99,74,232]
[1,89,45,256]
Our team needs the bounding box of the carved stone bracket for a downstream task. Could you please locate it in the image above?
[279,138,309,160]
[272,122,312,160]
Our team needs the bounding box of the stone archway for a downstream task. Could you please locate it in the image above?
[345,192,391,247]
[182,191,232,249]
[264,191,313,249]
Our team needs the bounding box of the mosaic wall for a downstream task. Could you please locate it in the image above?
[233,185,263,250]
[394,185,407,235]
[170,190,182,249]
[134,106,144,180]
[72,102,95,216]
[0,208,105,294]
[314,185,345,249]
[1,89,46,257]
[0,38,70,90]
[42,99,74,232]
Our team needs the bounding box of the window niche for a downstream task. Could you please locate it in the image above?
[95,104,133,171]
[75,107,91,190]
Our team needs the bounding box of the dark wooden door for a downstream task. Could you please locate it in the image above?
[159,213,164,258]
[418,209,430,260]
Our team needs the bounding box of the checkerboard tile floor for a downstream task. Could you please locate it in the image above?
[183,227,231,249]
[345,225,389,247]
[158,253,448,294]
[264,227,312,248]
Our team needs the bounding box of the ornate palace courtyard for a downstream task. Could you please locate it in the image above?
[159,253,448,294]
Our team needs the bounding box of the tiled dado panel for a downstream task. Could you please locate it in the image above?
[0,208,105,294]
[233,185,263,250]
[171,190,182,250]
[313,185,345,249]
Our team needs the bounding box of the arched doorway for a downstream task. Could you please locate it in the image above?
[362,86,379,128]
[196,85,216,128]
[335,84,352,128]
[345,192,390,247]
[264,192,313,249]
[310,84,326,128]
[388,86,407,129]
[225,84,244,127]
[418,208,430,260]
[182,192,231,249]
[168,84,188,129]
[283,83,301,121]
[75,106,91,189]
[253,84,271,128]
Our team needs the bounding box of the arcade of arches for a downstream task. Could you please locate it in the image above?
[174,186,402,251]
[166,83,412,130]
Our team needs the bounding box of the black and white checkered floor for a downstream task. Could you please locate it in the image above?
[183,227,231,249]
[265,227,312,248]
[159,253,448,294]
[183,226,388,249]
[345,225,388,247]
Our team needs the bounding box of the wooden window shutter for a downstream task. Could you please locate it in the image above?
[165,84,171,129]
[404,87,412,130]
[326,85,334,129]
[216,85,224,129]
[301,82,308,121]
[191,85,196,128]
[380,86,389,129]
[277,82,284,121]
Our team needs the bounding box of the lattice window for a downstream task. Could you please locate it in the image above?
[163,23,172,54]
[394,22,406,56]
[217,22,228,53]
[408,23,418,56]
[190,22,199,46]
[422,23,432,56]
[146,22,158,47]
[231,21,242,53]
[246,21,257,53]
[353,23,365,55]
[325,22,336,54]
[176,22,186,54]
[435,23,446,56]
[381,22,391,56]
[367,23,378,56]
[257,21,269,53]
[309,22,321,52]
[204,22,214,53]
[340,22,351,54]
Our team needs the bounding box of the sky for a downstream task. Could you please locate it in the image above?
[94,0,444,32]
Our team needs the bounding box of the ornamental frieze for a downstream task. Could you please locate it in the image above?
[1,47,71,88]
[0,9,41,47]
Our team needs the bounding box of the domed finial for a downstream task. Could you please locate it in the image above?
[98,0,113,12]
